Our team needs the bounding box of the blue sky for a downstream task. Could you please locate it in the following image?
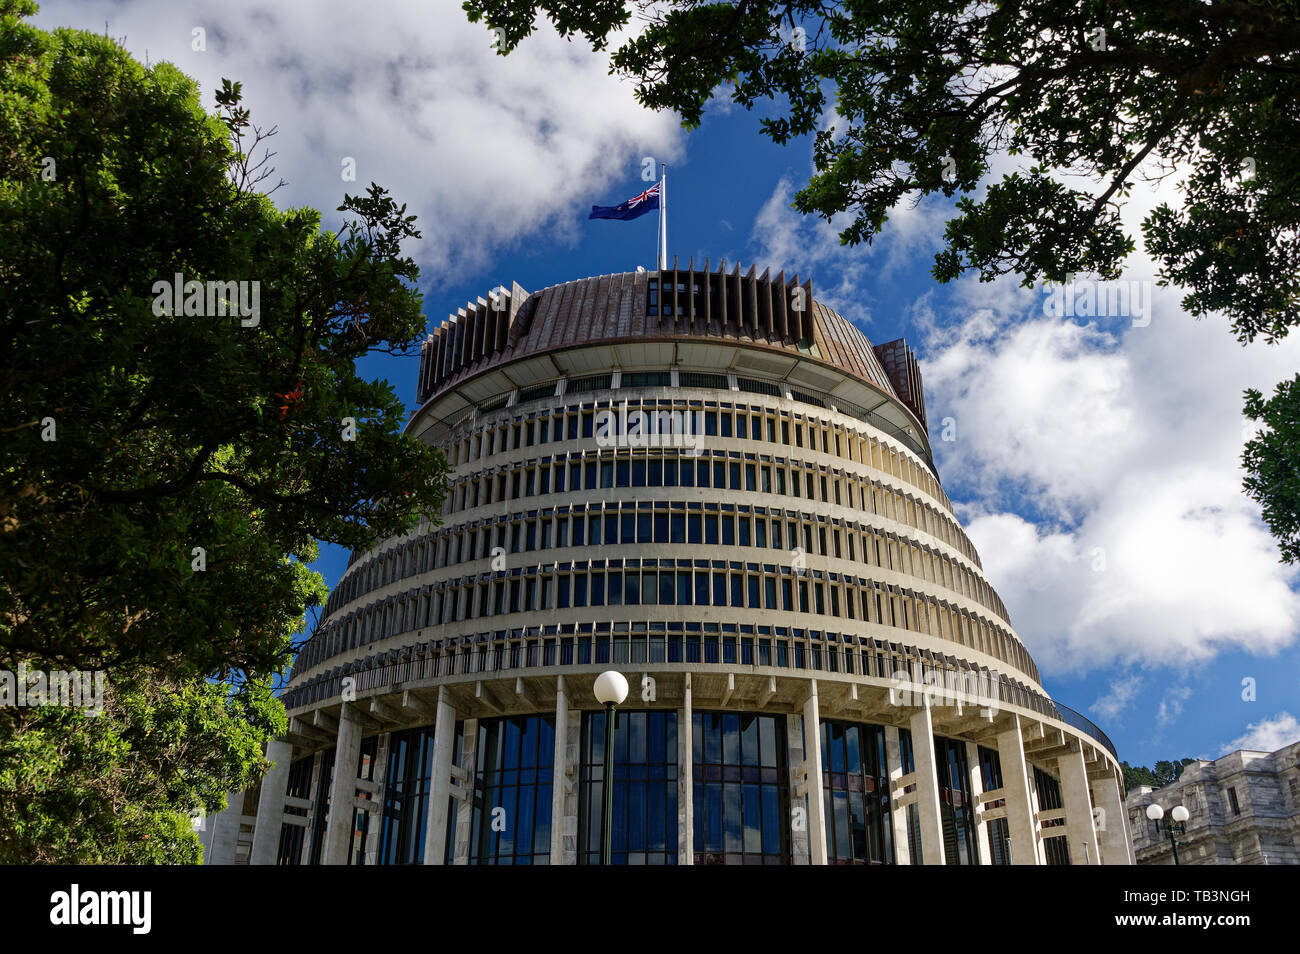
[35,0,1300,768]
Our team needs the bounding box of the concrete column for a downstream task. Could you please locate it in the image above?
[424,687,457,865]
[1058,743,1101,865]
[201,790,243,865]
[250,739,293,865]
[322,702,362,866]
[678,673,694,865]
[966,740,992,865]
[1024,769,1045,868]
[359,733,389,866]
[1091,772,1134,865]
[301,751,322,865]
[453,717,479,864]
[909,706,946,864]
[549,676,568,865]
[804,680,828,865]
[996,714,1039,866]
[561,705,579,864]
[884,725,911,864]
[786,713,810,864]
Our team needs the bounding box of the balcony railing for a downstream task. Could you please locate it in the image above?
[280,626,1115,763]
[1049,702,1118,762]
[415,374,937,477]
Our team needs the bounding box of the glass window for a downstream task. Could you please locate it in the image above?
[936,736,979,865]
[579,710,678,865]
[979,746,1011,864]
[820,720,893,865]
[470,715,555,865]
[347,736,379,865]
[693,712,788,865]
[277,756,315,865]
[641,571,657,605]
[378,727,437,865]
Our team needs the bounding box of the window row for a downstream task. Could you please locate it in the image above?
[279,717,1036,866]
[441,448,974,566]
[445,509,996,617]
[303,564,1032,682]
[445,397,949,518]
[327,498,1004,625]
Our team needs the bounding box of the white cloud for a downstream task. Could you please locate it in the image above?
[749,176,949,324]
[1219,712,1300,755]
[925,278,1300,674]
[1156,686,1192,729]
[1090,673,1144,723]
[743,120,1300,678]
[33,0,681,284]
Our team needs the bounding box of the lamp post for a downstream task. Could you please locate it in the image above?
[593,670,629,866]
[1145,803,1190,865]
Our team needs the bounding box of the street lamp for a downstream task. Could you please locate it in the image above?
[593,670,629,866]
[1146,803,1191,865]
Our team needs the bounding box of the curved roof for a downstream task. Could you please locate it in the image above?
[416,262,928,434]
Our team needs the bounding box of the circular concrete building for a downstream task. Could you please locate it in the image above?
[217,262,1133,867]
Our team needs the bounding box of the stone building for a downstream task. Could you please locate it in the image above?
[209,262,1133,865]
[1126,740,1300,864]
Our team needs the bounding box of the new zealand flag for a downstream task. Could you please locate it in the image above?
[589,182,661,221]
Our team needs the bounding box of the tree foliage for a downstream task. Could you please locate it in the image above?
[1122,758,1197,792]
[464,0,1300,561]
[0,1,447,860]
[1244,375,1300,563]
[0,675,285,863]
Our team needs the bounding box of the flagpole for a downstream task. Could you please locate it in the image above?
[659,163,667,270]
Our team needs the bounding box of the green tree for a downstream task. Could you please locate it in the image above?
[0,1,447,860]
[0,674,286,863]
[1121,758,1196,792]
[464,0,1300,559]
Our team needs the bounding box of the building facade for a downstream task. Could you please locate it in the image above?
[214,262,1133,866]
[1127,741,1300,865]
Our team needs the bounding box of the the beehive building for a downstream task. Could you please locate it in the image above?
[203,262,1134,866]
